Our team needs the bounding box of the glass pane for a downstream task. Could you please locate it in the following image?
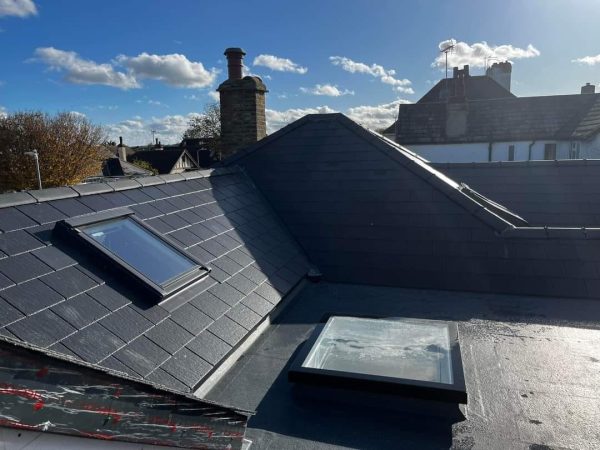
[302,317,453,384]
[81,217,197,286]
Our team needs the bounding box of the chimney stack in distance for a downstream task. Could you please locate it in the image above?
[581,83,596,94]
[117,136,127,161]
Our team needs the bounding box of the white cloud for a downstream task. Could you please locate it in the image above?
[433,39,540,69]
[116,53,218,88]
[329,56,413,93]
[300,84,354,97]
[33,47,139,89]
[253,54,307,74]
[0,105,7,118]
[572,54,600,66]
[266,106,336,133]
[0,0,36,17]
[208,91,220,101]
[346,99,411,130]
[107,112,201,146]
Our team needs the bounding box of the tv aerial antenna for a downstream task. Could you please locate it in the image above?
[440,40,456,79]
[151,129,157,146]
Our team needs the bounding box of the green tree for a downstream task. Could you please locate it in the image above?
[0,111,107,192]
[183,102,223,160]
[130,159,158,175]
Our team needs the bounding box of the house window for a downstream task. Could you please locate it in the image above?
[288,316,467,403]
[57,209,209,300]
[508,145,515,161]
[544,143,557,160]
[570,142,580,159]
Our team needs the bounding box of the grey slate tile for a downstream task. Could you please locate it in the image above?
[121,188,154,204]
[160,348,211,388]
[226,273,258,296]
[186,331,231,365]
[130,202,162,220]
[0,272,14,290]
[190,291,230,320]
[7,309,76,348]
[32,245,77,271]
[227,248,256,267]
[16,203,66,225]
[209,282,245,306]
[100,356,141,377]
[199,238,229,259]
[51,292,109,329]
[145,368,189,392]
[211,255,243,276]
[146,319,193,354]
[187,223,216,241]
[100,191,134,208]
[160,213,189,230]
[145,217,172,234]
[62,323,125,363]
[242,293,274,316]
[207,265,228,282]
[207,316,247,347]
[40,266,98,299]
[87,283,131,310]
[0,252,53,284]
[169,228,200,248]
[0,207,38,232]
[48,342,81,360]
[99,306,153,343]
[113,336,170,377]
[129,302,169,324]
[152,199,179,215]
[48,198,94,217]
[240,265,268,285]
[254,282,284,305]
[0,279,64,315]
[78,194,115,212]
[169,303,212,335]
[226,303,262,331]
[0,230,45,255]
[0,298,24,327]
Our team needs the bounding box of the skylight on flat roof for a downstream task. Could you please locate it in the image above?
[289,316,467,403]
[57,208,209,301]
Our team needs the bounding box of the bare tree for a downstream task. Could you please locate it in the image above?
[0,111,108,192]
[183,102,223,159]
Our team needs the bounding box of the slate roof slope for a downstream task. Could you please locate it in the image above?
[130,149,198,174]
[417,75,515,104]
[393,93,600,144]
[0,167,309,393]
[229,113,600,299]
[433,160,600,227]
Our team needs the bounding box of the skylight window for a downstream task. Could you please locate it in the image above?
[289,316,467,403]
[57,208,209,301]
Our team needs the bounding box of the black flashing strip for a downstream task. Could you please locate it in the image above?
[0,336,249,449]
[288,317,467,405]
[55,208,210,302]
[501,226,600,240]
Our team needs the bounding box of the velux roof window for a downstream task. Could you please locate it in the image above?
[289,316,467,403]
[56,208,209,301]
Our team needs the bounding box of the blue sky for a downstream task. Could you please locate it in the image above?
[1,0,600,145]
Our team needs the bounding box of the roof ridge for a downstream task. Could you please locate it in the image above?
[0,167,241,209]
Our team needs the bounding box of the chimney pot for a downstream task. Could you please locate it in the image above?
[224,47,246,80]
[119,136,123,146]
[453,67,459,78]
[463,65,469,76]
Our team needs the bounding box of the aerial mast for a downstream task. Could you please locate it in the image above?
[440,40,456,79]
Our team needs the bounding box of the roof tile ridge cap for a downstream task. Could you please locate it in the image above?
[224,114,318,165]
[0,190,37,209]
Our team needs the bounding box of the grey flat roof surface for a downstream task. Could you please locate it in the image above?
[205,282,600,450]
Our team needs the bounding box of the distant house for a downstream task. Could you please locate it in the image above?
[130,148,199,174]
[385,63,600,162]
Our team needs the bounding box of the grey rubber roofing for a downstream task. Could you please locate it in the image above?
[0,167,309,393]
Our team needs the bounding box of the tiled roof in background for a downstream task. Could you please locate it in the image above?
[393,93,600,144]
[0,168,309,393]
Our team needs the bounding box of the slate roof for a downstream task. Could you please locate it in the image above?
[230,113,600,300]
[0,167,309,393]
[391,92,600,144]
[417,75,515,104]
[101,157,154,178]
[433,160,600,227]
[130,149,198,174]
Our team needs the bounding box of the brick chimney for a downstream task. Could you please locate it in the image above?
[581,82,596,94]
[217,48,268,158]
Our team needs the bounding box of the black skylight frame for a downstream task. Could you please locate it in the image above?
[288,316,467,404]
[55,208,210,302]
